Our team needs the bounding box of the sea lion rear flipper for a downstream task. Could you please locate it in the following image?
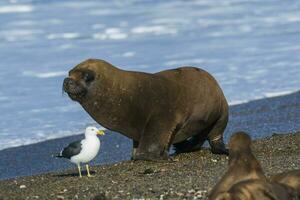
[207,113,229,155]
[172,133,206,154]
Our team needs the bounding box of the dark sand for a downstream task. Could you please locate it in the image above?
[0,91,299,180]
[0,132,299,200]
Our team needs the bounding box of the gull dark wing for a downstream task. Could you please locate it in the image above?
[59,140,82,159]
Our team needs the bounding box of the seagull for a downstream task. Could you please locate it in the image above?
[56,126,105,177]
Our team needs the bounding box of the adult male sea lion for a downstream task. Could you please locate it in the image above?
[63,59,229,161]
[209,132,266,199]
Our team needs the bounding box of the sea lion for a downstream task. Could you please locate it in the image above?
[214,179,293,200]
[271,170,300,198]
[63,59,229,161]
[209,132,266,199]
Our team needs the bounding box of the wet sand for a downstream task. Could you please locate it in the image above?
[0,132,299,200]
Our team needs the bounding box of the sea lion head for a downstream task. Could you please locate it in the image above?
[228,131,252,153]
[63,59,113,102]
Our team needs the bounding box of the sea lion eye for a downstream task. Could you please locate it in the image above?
[83,71,94,83]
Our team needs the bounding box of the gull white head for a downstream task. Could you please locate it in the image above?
[85,126,105,138]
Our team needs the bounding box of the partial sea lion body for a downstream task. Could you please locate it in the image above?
[209,132,266,199]
[209,131,299,200]
[215,179,292,200]
[63,59,228,160]
[271,170,300,198]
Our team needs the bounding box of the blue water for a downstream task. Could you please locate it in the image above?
[0,0,300,150]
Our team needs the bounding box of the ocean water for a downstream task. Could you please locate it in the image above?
[0,0,299,150]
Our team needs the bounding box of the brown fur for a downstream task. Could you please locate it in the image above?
[215,179,292,200]
[209,132,266,199]
[271,170,300,198]
[209,132,298,200]
[63,59,229,160]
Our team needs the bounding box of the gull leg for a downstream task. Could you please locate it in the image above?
[77,164,82,178]
[86,164,93,177]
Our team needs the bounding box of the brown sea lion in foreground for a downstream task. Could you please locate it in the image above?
[209,132,298,200]
[209,132,267,199]
[271,170,300,198]
[214,179,293,200]
[63,59,229,161]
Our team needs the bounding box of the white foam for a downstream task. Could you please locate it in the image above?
[92,24,105,30]
[0,5,34,14]
[9,20,36,26]
[22,71,67,78]
[93,28,128,40]
[131,26,177,35]
[0,96,8,101]
[264,90,296,98]
[47,19,64,25]
[58,44,76,50]
[89,9,125,16]
[165,59,205,66]
[122,51,135,58]
[228,89,299,106]
[229,100,249,106]
[46,33,80,40]
[151,18,189,26]
[0,29,43,41]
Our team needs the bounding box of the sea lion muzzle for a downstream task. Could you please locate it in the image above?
[63,77,87,100]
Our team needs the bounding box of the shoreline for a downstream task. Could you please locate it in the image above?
[2,88,299,152]
[0,91,299,181]
[0,132,299,199]
[1,88,298,152]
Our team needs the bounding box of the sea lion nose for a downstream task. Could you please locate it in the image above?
[63,78,75,91]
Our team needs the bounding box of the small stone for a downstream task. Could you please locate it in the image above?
[57,195,64,200]
[176,192,184,196]
[159,194,165,200]
[211,158,218,162]
[160,168,167,172]
[20,185,26,189]
[143,168,154,174]
[188,189,195,194]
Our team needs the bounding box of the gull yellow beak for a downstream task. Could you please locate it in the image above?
[97,130,105,136]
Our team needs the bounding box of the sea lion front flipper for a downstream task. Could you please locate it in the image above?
[132,117,174,161]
